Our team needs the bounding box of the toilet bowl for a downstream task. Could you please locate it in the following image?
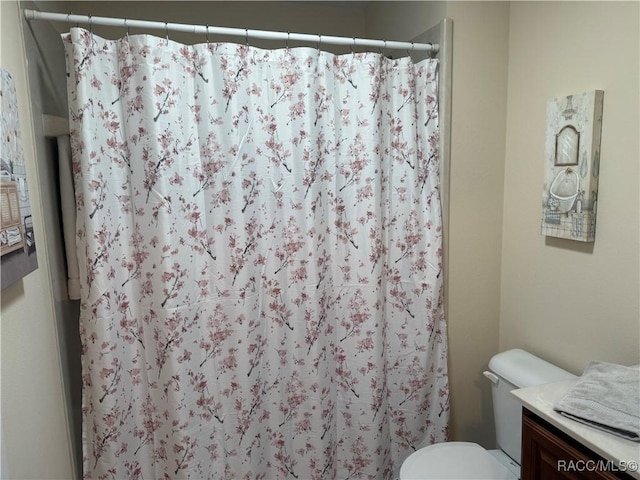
[400,442,518,479]
[399,349,576,480]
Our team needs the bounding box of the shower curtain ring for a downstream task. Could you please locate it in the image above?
[317,34,321,52]
[205,24,209,43]
[351,36,355,54]
[245,28,249,46]
[407,42,415,57]
[286,32,290,49]
[124,18,129,38]
[165,22,169,44]
[87,14,94,54]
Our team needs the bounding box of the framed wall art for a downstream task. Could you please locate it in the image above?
[541,90,604,242]
[1,68,38,290]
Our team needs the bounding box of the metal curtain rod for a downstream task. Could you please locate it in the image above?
[23,9,439,54]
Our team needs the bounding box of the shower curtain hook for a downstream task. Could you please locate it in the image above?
[165,22,169,44]
[67,11,76,28]
[286,32,290,49]
[407,41,415,57]
[87,14,95,54]
[351,36,355,55]
[124,18,129,38]
[317,34,321,52]
[245,28,249,46]
[205,24,210,44]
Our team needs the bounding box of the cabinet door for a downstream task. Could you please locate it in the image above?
[521,409,630,480]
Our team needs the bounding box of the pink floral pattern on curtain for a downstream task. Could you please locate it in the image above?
[63,28,448,480]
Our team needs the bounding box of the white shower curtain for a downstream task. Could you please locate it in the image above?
[64,28,449,479]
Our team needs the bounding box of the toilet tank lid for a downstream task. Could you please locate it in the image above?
[488,349,576,388]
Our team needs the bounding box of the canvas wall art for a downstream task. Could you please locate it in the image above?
[1,68,38,290]
[541,90,604,242]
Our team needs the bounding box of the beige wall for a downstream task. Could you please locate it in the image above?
[444,1,510,447]
[500,2,640,372]
[0,2,75,479]
[366,1,446,40]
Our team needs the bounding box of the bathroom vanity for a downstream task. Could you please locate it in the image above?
[513,380,640,480]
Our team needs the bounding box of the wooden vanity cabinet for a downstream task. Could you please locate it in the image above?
[521,408,636,480]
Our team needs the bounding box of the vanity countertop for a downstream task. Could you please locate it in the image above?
[512,379,640,480]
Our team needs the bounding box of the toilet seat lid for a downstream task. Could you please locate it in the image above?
[399,442,518,480]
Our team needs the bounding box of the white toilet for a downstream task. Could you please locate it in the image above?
[399,349,576,479]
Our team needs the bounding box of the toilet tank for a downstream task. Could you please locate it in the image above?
[486,349,576,465]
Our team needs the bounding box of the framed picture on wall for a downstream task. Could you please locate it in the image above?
[1,68,38,290]
[541,90,604,242]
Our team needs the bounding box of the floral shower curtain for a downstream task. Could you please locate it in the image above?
[64,28,448,480]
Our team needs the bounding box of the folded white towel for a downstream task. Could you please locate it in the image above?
[57,134,81,300]
[6,227,22,246]
[554,361,640,442]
